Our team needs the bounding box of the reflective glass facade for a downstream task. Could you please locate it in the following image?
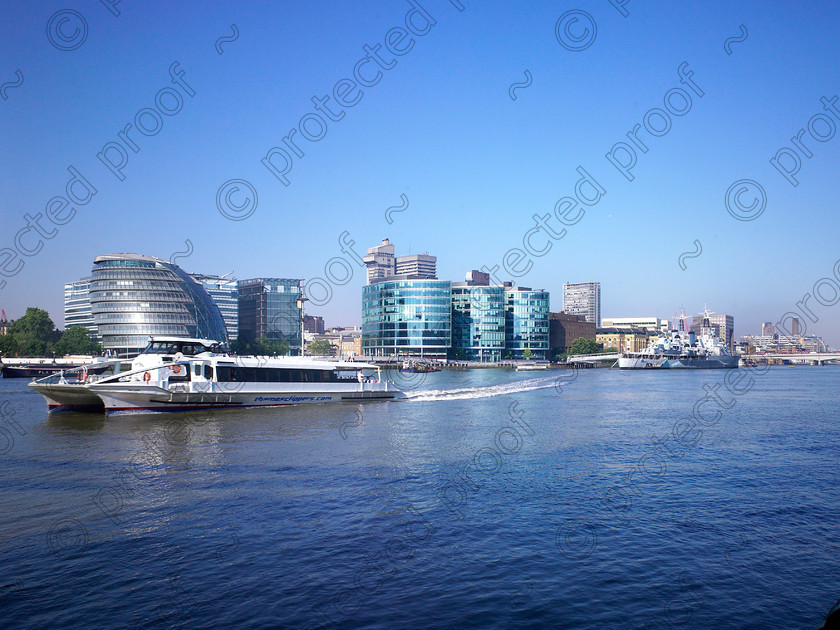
[64,277,99,342]
[191,274,239,341]
[237,278,302,350]
[451,284,505,362]
[505,288,550,359]
[90,254,228,356]
[362,280,451,359]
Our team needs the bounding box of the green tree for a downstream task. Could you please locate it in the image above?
[552,350,569,363]
[249,337,289,357]
[245,337,291,356]
[0,333,20,357]
[54,326,102,356]
[523,348,533,360]
[8,307,56,357]
[307,339,336,356]
[569,338,600,355]
[269,339,290,356]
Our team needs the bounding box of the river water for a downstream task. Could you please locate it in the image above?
[1,365,838,628]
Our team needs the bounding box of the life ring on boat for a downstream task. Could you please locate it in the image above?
[143,372,152,382]
[77,368,88,382]
[170,364,182,374]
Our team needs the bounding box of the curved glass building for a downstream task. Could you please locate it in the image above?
[362,279,451,359]
[90,253,228,356]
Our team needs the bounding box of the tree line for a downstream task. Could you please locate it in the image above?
[0,307,102,357]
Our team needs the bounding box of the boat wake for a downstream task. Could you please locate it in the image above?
[406,375,561,402]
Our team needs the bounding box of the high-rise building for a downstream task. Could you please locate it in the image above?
[562,282,601,326]
[89,254,228,356]
[791,317,800,336]
[190,273,239,341]
[761,322,776,337]
[362,279,451,359]
[465,270,490,286]
[238,278,303,351]
[304,315,325,334]
[395,253,437,279]
[64,277,99,342]
[505,286,550,360]
[363,239,396,285]
[451,283,506,361]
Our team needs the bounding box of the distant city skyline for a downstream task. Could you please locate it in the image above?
[15,244,839,352]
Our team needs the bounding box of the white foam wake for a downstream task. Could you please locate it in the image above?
[406,375,560,402]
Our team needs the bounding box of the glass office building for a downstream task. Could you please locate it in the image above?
[237,278,302,350]
[505,287,550,359]
[64,277,99,343]
[89,254,228,356]
[362,279,451,359]
[191,274,239,341]
[451,284,506,362]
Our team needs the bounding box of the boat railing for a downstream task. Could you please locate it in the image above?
[30,361,123,386]
[97,360,192,385]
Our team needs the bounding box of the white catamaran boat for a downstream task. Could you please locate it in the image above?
[29,337,405,414]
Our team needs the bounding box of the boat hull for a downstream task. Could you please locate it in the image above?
[89,382,406,414]
[618,355,740,369]
[4,365,79,378]
[28,382,105,411]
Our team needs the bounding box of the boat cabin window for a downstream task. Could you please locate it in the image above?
[215,366,341,383]
[142,341,212,356]
[204,365,214,380]
[194,364,201,377]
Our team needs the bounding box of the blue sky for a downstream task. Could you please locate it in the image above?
[2,0,840,344]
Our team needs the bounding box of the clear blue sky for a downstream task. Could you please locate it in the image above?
[2,0,840,344]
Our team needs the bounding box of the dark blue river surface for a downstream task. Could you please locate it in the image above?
[1,365,839,629]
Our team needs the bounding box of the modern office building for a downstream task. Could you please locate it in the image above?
[364,239,438,284]
[549,311,596,355]
[562,282,601,326]
[64,277,99,342]
[601,316,665,333]
[395,253,437,279]
[363,239,396,285]
[451,283,506,361]
[190,273,239,341]
[504,286,550,360]
[238,278,303,351]
[304,315,325,334]
[89,253,228,356]
[362,279,452,359]
[761,322,776,337]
